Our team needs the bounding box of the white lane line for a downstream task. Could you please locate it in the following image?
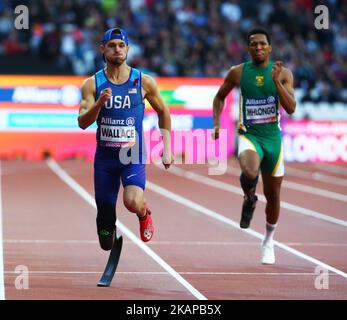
[284,180,347,202]
[5,239,347,247]
[5,239,99,244]
[4,271,335,276]
[313,163,347,175]
[46,158,206,300]
[146,181,347,280]
[228,161,347,187]
[169,166,347,227]
[226,166,347,202]
[285,166,347,187]
[0,161,5,300]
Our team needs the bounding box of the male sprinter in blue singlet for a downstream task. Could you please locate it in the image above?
[78,28,172,250]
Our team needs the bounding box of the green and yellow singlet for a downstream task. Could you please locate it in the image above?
[239,60,280,135]
[237,61,284,177]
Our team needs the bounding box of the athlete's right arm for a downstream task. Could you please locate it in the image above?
[212,64,242,139]
[78,77,111,129]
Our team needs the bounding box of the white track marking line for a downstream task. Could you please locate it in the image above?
[168,166,347,227]
[5,239,347,247]
[146,180,347,280]
[313,163,347,175]
[226,166,347,202]
[285,166,347,187]
[0,161,5,300]
[283,180,347,202]
[46,158,206,300]
[228,161,347,187]
[5,239,98,244]
[4,270,337,276]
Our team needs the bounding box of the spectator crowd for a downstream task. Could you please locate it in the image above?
[1,0,346,103]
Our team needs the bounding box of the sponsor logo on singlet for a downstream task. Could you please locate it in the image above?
[245,96,277,124]
[126,117,135,126]
[101,117,125,125]
[100,117,136,126]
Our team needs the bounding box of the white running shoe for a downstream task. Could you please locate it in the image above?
[261,241,275,264]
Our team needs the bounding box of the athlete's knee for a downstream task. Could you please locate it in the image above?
[123,194,142,213]
[95,201,116,251]
[242,169,259,181]
[240,172,259,196]
[264,191,280,204]
[95,200,116,231]
[239,151,260,180]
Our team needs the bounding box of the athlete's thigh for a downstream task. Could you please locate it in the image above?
[120,163,146,190]
[94,158,121,204]
[121,163,146,206]
[238,133,262,173]
[260,132,284,177]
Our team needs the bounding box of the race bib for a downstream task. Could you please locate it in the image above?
[100,125,136,147]
[245,96,277,124]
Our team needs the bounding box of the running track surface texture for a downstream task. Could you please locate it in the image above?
[0,158,347,300]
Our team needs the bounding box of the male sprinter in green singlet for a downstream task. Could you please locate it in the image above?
[212,29,296,264]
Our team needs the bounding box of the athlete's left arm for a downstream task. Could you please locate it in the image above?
[142,73,173,169]
[272,61,296,114]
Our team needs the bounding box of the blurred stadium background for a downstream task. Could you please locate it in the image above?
[0,0,346,163]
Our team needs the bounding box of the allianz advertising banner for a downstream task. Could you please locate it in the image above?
[0,75,234,164]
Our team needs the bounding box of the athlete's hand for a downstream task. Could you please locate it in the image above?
[272,61,283,83]
[212,126,220,140]
[162,152,174,170]
[98,88,112,107]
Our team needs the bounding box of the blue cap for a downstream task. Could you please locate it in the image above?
[101,28,129,45]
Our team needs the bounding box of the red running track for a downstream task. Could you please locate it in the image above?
[1,158,347,300]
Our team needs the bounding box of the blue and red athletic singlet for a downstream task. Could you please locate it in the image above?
[93,68,147,203]
[94,67,146,162]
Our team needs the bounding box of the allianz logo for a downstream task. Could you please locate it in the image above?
[267,96,275,104]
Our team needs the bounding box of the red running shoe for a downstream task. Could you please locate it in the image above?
[139,207,154,242]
